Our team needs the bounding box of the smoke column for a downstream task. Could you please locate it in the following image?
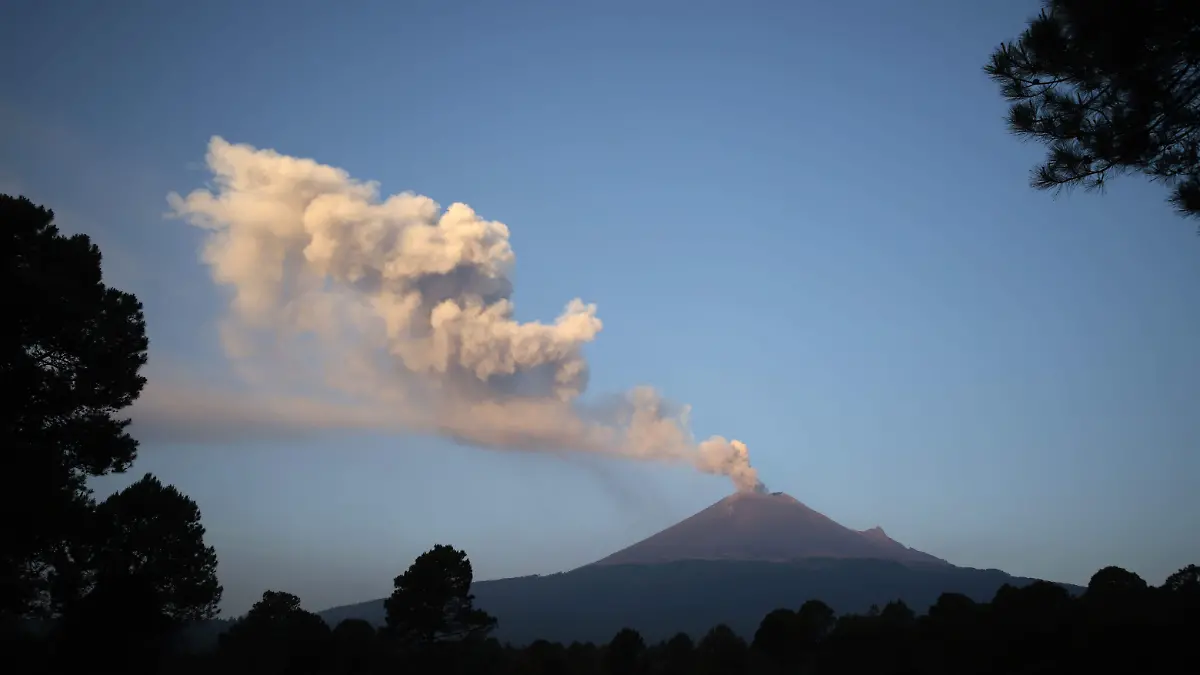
[167,137,763,492]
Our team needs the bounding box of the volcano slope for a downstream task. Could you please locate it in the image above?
[319,492,1080,644]
[591,491,950,567]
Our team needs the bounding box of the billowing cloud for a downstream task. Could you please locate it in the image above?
[149,137,762,492]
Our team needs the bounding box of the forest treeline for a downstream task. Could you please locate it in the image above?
[7,540,1200,675]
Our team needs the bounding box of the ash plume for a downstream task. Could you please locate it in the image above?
[164,137,763,492]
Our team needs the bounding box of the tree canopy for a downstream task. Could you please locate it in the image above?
[1,195,228,673]
[604,627,647,675]
[1162,564,1200,594]
[1,194,149,617]
[985,0,1200,219]
[219,591,332,675]
[89,474,223,622]
[384,544,497,648]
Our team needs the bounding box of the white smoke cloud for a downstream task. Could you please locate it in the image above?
[157,137,762,492]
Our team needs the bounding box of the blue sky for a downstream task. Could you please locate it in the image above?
[2,0,1197,617]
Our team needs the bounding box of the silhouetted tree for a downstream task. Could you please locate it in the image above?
[603,627,645,675]
[565,640,601,675]
[87,474,222,622]
[1079,567,1159,672]
[924,592,982,673]
[696,624,747,675]
[1162,564,1200,595]
[246,590,306,619]
[660,632,694,675]
[384,544,496,649]
[219,591,331,675]
[879,599,916,627]
[990,582,1074,670]
[752,608,799,670]
[527,639,571,675]
[926,591,978,625]
[0,194,149,617]
[752,603,834,673]
[797,598,836,642]
[1087,565,1149,597]
[985,1,1200,219]
[826,609,888,673]
[1157,564,1200,673]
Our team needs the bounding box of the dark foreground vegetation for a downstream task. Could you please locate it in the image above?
[6,542,1200,675]
[986,0,1200,220]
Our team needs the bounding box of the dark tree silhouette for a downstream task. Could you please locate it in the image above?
[255,591,308,618]
[1086,565,1149,596]
[1162,564,1200,594]
[88,557,1200,675]
[985,0,1200,219]
[796,598,836,643]
[603,627,646,675]
[925,592,982,671]
[0,194,149,617]
[696,624,748,675]
[991,582,1074,669]
[384,544,497,648]
[525,638,570,675]
[220,591,331,675]
[87,474,222,622]
[926,591,978,624]
[752,608,799,669]
[660,632,695,675]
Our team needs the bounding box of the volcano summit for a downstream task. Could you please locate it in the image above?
[590,491,949,568]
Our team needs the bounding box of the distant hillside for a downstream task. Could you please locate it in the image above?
[319,558,1083,644]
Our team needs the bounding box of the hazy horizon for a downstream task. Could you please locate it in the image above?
[2,0,1197,617]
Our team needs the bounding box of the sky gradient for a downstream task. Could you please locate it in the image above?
[2,0,1197,617]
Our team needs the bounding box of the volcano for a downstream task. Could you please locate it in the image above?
[590,491,949,567]
[314,491,1079,645]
